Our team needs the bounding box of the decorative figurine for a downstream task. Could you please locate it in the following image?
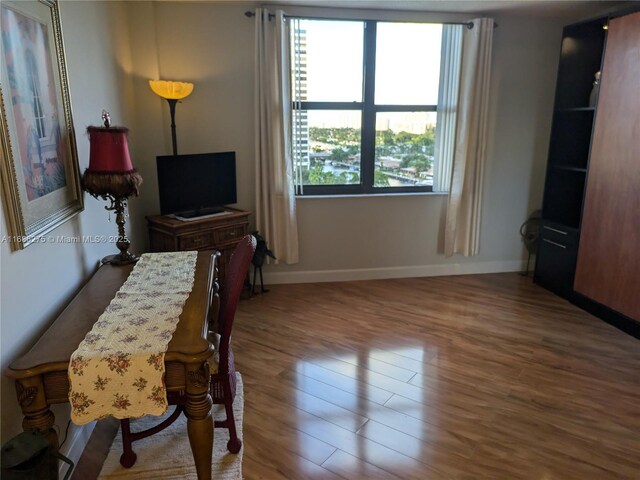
[251,231,276,295]
[589,71,601,107]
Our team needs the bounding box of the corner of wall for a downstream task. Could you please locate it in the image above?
[121,0,167,253]
[58,421,97,478]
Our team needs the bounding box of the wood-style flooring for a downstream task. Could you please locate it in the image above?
[73,273,640,479]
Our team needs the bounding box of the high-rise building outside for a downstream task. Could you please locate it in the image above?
[292,27,310,169]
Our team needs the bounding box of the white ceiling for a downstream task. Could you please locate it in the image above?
[178,0,633,18]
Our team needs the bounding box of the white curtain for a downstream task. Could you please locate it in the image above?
[433,24,463,192]
[444,18,494,257]
[255,8,299,264]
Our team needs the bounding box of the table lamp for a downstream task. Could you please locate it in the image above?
[149,80,194,155]
[82,111,143,265]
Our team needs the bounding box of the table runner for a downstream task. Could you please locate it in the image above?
[69,251,198,425]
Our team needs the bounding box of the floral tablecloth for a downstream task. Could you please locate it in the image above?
[68,251,197,424]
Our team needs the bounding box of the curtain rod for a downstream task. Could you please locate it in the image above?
[244,11,481,29]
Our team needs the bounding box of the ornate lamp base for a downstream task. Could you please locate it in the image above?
[102,252,139,266]
[89,195,139,267]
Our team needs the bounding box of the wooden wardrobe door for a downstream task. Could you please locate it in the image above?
[574,11,640,321]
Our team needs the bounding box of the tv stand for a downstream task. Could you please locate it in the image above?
[176,207,225,219]
[174,210,232,222]
[147,208,250,285]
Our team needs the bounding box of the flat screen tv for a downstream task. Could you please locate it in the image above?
[156,152,237,217]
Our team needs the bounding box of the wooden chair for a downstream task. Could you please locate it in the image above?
[119,235,256,467]
[207,234,256,453]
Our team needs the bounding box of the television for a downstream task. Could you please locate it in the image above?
[156,152,237,217]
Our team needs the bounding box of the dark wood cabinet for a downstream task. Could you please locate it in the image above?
[535,9,640,337]
[535,17,606,294]
[574,11,640,322]
[147,208,250,284]
[536,221,579,298]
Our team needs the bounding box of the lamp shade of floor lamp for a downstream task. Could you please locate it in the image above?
[81,112,143,265]
[149,80,194,155]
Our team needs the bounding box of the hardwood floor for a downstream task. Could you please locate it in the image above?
[73,273,640,479]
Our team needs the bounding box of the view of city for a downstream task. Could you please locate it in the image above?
[291,19,442,188]
[294,112,437,187]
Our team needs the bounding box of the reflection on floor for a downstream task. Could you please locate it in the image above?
[74,273,640,479]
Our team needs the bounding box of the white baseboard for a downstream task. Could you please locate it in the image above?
[59,421,96,478]
[264,260,526,285]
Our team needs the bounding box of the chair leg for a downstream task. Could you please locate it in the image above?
[259,266,269,293]
[252,266,258,296]
[221,377,242,454]
[120,419,138,468]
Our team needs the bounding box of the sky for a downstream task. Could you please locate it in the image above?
[296,19,442,105]
[293,19,442,132]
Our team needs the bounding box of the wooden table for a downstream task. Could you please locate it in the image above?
[6,251,217,479]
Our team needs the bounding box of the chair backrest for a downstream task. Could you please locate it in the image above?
[217,235,256,368]
[206,251,222,333]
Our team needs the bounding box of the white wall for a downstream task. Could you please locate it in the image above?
[121,1,166,252]
[121,1,258,253]
[0,0,136,465]
[152,1,257,215]
[267,13,565,282]
[139,2,566,283]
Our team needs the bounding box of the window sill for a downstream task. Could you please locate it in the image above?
[296,191,448,199]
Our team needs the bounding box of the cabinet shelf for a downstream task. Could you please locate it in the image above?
[539,16,607,280]
[551,164,588,173]
[556,107,596,113]
[554,21,606,110]
[548,107,594,170]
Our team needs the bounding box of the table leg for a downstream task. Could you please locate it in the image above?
[185,361,213,480]
[15,376,58,477]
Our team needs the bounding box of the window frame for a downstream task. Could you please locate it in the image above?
[293,19,440,196]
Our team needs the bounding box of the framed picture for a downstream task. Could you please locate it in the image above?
[0,0,83,251]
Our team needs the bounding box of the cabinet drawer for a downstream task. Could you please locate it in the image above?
[540,221,578,248]
[535,236,578,297]
[149,231,177,252]
[179,232,213,250]
[213,225,245,245]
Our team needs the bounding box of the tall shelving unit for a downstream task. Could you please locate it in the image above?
[534,18,607,297]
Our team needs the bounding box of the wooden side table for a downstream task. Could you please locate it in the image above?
[147,208,250,284]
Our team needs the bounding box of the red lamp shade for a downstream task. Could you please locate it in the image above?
[87,127,134,172]
[82,126,142,198]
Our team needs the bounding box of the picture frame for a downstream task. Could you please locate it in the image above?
[0,0,83,251]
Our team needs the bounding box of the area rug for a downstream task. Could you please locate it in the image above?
[98,373,243,479]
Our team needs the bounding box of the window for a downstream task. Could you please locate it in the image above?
[26,51,46,139]
[291,18,452,195]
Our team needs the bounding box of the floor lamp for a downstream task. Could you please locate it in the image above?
[149,80,194,155]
